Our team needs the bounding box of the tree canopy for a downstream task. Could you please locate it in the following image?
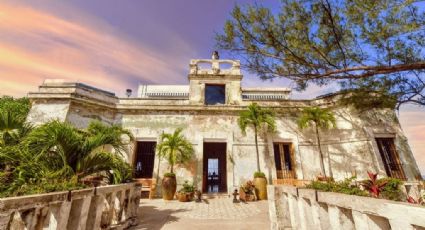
[216,0,425,109]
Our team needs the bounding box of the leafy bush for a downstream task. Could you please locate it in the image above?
[179,180,195,193]
[0,120,134,198]
[361,172,388,198]
[0,178,86,198]
[254,171,265,178]
[378,178,404,201]
[164,172,176,177]
[0,96,30,122]
[306,177,368,196]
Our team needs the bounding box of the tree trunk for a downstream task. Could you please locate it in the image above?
[254,125,261,172]
[315,124,327,178]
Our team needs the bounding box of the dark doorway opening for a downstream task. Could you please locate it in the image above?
[203,142,227,193]
[134,141,156,178]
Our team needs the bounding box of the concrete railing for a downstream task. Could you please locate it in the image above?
[0,183,141,230]
[268,185,425,230]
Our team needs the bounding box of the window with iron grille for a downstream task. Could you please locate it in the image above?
[134,141,156,178]
[375,138,406,180]
[273,143,296,179]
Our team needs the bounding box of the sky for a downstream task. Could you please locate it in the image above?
[0,0,424,175]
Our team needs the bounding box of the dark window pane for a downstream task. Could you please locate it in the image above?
[205,85,225,105]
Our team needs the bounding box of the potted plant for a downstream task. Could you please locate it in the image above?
[253,171,267,199]
[238,103,276,200]
[176,180,195,202]
[239,180,257,202]
[156,128,194,200]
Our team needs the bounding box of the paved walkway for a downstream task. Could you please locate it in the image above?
[131,198,271,230]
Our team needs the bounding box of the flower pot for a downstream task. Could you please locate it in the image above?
[177,192,191,202]
[188,191,195,200]
[162,175,177,200]
[239,189,256,202]
[254,177,268,200]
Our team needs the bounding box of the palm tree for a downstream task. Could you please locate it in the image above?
[0,110,32,147]
[156,128,194,174]
[238,103,276,173]
[298,107,336,178]
[25,120,134,183]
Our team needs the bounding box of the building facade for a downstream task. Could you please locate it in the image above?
[27,58,423,194]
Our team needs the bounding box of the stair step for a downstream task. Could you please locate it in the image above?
[202,193,230,199]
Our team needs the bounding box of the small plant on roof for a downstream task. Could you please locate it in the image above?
[361,171,388,198]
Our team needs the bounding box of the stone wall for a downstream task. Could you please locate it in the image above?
[0,183,141,230]
[267,185,425,230]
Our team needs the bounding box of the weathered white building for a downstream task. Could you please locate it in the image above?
[27,57,423,194]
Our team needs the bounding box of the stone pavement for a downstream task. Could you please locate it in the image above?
[130,197,271,230]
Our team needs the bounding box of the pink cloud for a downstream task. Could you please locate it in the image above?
[0,2,194,97]
[398,108,425,175]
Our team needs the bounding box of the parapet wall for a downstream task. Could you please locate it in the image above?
[267,185,425,230]
[0,183,141,230]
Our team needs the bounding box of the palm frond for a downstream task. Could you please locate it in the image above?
[156,128,194,173]
[297,107,336,130]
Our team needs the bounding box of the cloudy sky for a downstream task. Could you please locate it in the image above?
[0,0,424,174]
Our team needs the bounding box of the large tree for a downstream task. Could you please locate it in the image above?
[238,103,276,173]
[216,0,425,109]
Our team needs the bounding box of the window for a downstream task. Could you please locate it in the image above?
[273,143,296,179]
[207,158,219,192]
[134,141,156,178]
[205,84,225,105]
[375,138,406,180]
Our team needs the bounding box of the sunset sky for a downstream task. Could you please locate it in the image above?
[0,0,424,174]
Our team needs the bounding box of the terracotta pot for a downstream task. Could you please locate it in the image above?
[177,192,191,202]
[254,177,268,200]
[162,176,177,200]
[239,189,256,202]
[188,191,195,200]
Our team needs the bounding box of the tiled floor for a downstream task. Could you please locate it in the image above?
[131,198,271,230]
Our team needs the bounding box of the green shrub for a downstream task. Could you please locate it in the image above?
[378,178,404,201]
[254,171,266,178]
[306,177,368,196]
[179,180,195,193]
[0,179,86,198]
[164,172,176,177]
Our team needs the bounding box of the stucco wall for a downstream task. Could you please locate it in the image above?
[26,71,423,194]
[27,93,422,193]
